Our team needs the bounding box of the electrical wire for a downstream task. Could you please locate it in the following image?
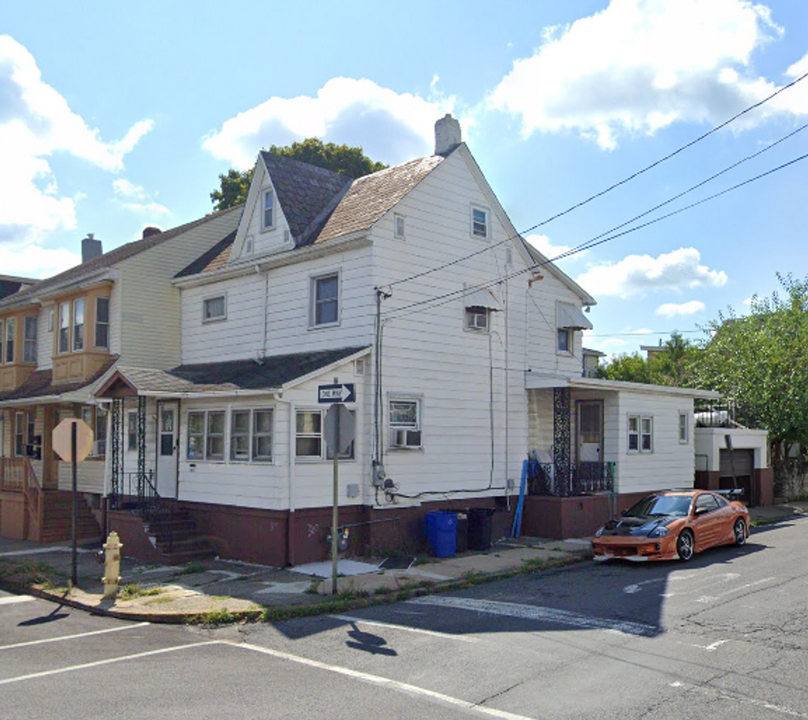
[381,150,808,323]
[385,69,808,291]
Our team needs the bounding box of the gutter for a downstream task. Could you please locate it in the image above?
[172,234,371,289]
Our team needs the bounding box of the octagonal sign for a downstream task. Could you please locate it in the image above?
[52,419,94,462]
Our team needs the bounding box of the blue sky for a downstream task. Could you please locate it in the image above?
[1,0,807,356]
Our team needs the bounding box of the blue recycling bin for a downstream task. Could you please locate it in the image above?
[425,511,458,557]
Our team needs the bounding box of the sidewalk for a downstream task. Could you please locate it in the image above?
[0,502,804,624]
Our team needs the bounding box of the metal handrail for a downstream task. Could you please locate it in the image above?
[109,470,161,512]
[528,460,615,497]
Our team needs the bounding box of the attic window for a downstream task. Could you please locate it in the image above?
[471,205,489,239]
[262,189,275,231]
[394,214,405,239]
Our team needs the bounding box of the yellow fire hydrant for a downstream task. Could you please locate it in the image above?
[101,532,123,599]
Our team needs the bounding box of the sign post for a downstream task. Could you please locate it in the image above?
[321,380,356,595]
[52,418,94,587]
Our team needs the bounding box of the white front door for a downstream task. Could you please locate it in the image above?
[578,401,602,463]
[156,402,179,498]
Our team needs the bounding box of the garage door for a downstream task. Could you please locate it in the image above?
[719,449,754,505]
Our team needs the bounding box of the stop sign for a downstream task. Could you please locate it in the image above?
[52,418,94,462]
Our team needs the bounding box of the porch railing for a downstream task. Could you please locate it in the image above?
[109,470,161,512]
[528,460,615,497]
[0,457,42,534]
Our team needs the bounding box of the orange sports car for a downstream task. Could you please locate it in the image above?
[591,490,749,562]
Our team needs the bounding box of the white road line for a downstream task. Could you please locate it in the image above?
[0,622,151,651]
[407,596,660,637]
[0,642,217,685]
[695,577,776,603]
[670,680,808,718]
[330,614,481,644]
[0,596,35,606]
[232,641,535,720]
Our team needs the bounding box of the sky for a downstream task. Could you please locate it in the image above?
[1,0,807,357]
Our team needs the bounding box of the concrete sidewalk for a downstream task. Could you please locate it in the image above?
[0,502,804,623]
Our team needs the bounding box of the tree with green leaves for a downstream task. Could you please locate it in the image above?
[598,331,698,386]
[210,139,387,211]
[692,272,808,463]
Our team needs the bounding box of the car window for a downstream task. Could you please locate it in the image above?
[695,494,719,513]
[625,494,692,518]
[713,493,729,507]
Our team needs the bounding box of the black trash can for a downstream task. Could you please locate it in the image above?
[468,508,495,550]
[455,512,469,553]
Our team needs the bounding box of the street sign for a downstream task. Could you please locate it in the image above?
[318,383,355,404]
[52,418,94,462]
[324,404,356,455]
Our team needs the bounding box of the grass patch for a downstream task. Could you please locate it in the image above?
[751,517,782,528]
[145,596,176,606]
[196,609,237,625]
[174,561,210,576]
[119,583,164,601]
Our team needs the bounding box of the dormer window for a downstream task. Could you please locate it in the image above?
[262,189,275,231]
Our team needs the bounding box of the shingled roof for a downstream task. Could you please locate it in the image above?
[103,346,368,396]
[260,152,353,243]
[0,356,118,404]
[0,206,242,309]
[175,230,237,279]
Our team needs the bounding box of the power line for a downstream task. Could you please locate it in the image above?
[382,149,808,322]
[385,69,808,291]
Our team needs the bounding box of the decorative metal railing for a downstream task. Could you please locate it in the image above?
[108,470,161,512]
[528,460,615,497]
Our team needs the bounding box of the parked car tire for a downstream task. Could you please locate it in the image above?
[733,518,747,546]
[677,529,694,561]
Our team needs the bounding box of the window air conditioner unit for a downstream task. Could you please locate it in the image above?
[391,428,421,448]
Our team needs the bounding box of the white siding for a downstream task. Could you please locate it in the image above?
[59,460,105,494]
[117,209,240,369]
[180,245,374,364]
[694,428,768,471]
[238,161,292,259]
[614,392,695,494]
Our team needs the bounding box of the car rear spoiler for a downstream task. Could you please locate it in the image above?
[716,488,744,498]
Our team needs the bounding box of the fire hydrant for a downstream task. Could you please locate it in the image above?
[101,532,123,599]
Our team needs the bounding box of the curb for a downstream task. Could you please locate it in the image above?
[0,551,591,625]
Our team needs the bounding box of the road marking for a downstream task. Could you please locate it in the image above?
[330,614,481,643]
[0,595,35,606]
[623,574,696,594]
[233,641,536,720]
[407,596,660,637]
[0,622,151,651]
[0,642,217,685]
[695,577,776,603]
[669,680,808,718]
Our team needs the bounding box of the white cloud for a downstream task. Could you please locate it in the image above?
[203,77,458,170]
[488,0,798,149]
[0,35,154,247]
[576,247,727,298]
[120,202,170,217]
[525,233,582,261]
[656,300,706,317]
[113,179,147,199]
[0,242,80,278]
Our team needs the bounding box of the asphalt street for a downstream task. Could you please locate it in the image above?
[1,515,807,720]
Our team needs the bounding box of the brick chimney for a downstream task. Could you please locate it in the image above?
[142,226,162,239]
[435,113,462,156]
[81,233,103,263]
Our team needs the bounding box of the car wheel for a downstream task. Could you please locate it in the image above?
[733,518,747,546]
[677,529,694,562]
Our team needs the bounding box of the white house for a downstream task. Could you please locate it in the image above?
[85,115,721,565]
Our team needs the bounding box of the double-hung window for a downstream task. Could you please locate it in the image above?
[471,205,489,239]
[262,189,275,230]
[186,410,225,461]
[95,298,110,348]
[557,328,571,353]
[295,409,354,460]
[679,412,689,444]
[311,273,339,327]
[5,318,15,364]
[23,316,37,362]
[0,319,4,364]
[628,415,653,453]
[389,398,422,449]
[58,302,70,354]
[229,409,274,461]
[73,299,84,351]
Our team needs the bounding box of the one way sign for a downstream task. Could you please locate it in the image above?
[318,383,355,404]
